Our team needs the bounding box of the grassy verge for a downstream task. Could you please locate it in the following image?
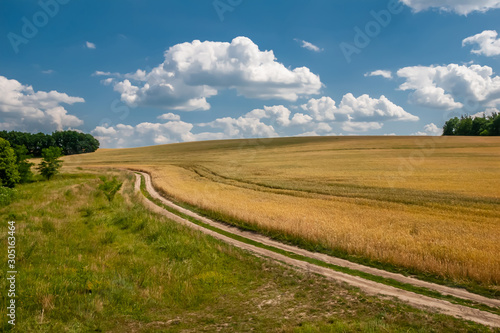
[0,171,494,332]
[139,174,500,316]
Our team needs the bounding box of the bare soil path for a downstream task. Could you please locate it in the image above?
[134,171,500,328]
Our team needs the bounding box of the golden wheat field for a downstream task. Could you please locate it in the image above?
[64,136,500,289]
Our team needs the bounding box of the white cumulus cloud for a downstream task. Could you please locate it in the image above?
[340,94,419,122]
[199,116,278,139]
[400,0,500,15]
[301,94,419,123]
[463,30,500,57]
[290,113,314,125]
[397,63,500,111]
[199,104,313,140]
[157,112,181,121]
[245,105,313,127]
[94,102,319,148]
[92,93,421,147]
[92,121,196,148]
[413,123,443,136]
[300,96,337,121]
[471,107,499,118]
[342,121,383,132]
[98,37,322,111]
[0,75,84,132]
[365,70,393,79]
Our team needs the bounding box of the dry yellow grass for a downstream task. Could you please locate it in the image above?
[64,136,500,288]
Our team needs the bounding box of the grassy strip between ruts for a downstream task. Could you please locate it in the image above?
[138,173,500,316]
[2,171,494,332]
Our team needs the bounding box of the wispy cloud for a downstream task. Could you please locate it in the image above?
[364,70,393,79]
[294,39,323,52]
[86,41,96,49]
[41,69,55,75]
[401,0,500,15]
[93,71,114,76]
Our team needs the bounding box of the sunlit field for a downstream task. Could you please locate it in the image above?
[64,136,500,292]
[1,171,488,331]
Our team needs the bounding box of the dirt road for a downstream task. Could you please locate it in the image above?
[134,171,500,328]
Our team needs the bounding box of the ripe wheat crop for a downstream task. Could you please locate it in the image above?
[64,136,500,291]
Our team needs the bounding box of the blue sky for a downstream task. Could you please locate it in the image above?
[1,0,500,147]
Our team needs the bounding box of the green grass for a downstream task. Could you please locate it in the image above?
[0,171,496,332]
[0,187,16,207]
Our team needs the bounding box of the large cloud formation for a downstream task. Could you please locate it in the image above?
[397,64,500,111]
[200,94,416,139]
[92,105,303,148]
[93,93,417,148]
[0,75,84,132]
[301,94,419,123]
[97,37,322,111]
[199,105,313,139]
[463,30,500,57]
[92,121,197,148]
[400,0,500,15]
[92,107,288,148]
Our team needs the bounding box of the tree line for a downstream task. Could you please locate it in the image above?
[443,112,500,136]
[0,139,64,188]
[1,130,99,191]
[0,130,100,157]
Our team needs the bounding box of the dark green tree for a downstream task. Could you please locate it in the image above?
[455,116,473,135]
[13,145,34,183]
[0,138,20,188]
[471,116,488,136]
[491,113,500,135]
[37,147,63,180]
[443,113,500,136]
[442,117,460,135]
[83,133,100,153]
[0,130,99,157]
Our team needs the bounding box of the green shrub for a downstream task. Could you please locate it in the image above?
[14,144,34,183]
[0,138,20,187]
[98,176,123,202]
[0,186,16,206]
[37,146,63,180]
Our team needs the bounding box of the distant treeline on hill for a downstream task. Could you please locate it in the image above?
[443,112,500,136]
[0,130,100,157]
